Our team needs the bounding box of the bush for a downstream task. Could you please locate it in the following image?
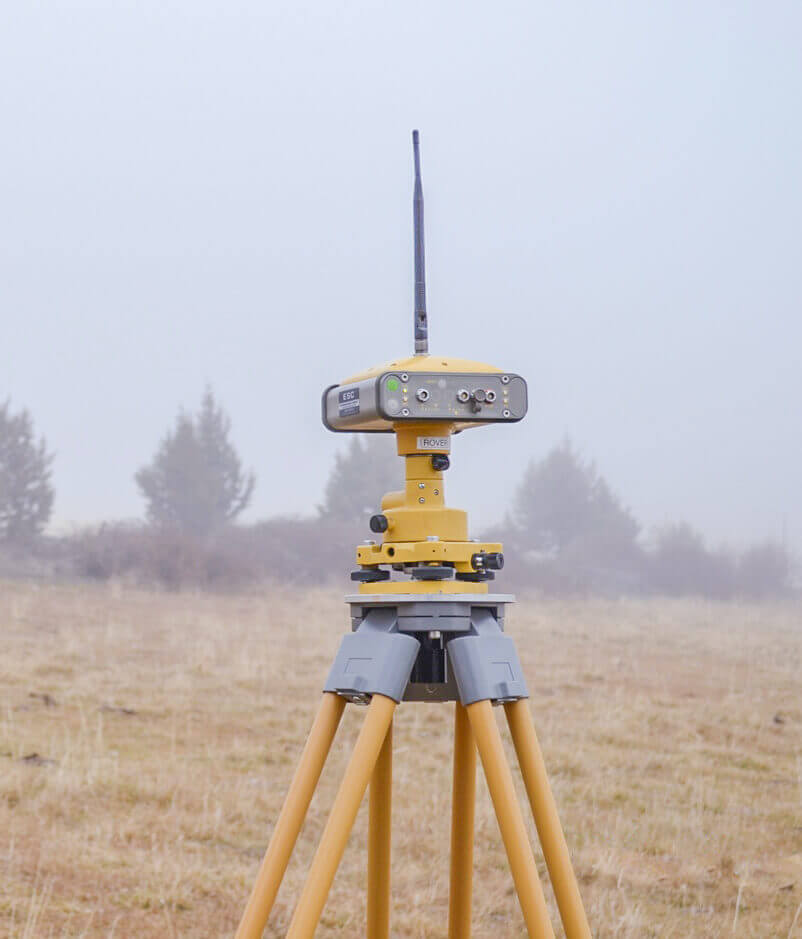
[647,523,736,599]
[62,517,361,590]
[737,541,792,599]
[646,525,796,600]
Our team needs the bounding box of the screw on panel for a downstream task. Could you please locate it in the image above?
[501,375,510,384]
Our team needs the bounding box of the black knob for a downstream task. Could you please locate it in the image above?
[369,514,389,533]
[431,454,450,471]
[471,551,504,571]
[350,568,390,583]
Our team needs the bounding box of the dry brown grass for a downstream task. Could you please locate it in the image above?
[1,580,800,938]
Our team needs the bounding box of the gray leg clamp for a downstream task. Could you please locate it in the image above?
[447,608,529,705]
[323,608,420,703]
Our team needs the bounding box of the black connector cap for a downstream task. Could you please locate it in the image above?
[471,551,504,571]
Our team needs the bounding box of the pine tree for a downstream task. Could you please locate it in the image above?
[0,401,54,542]
[319,436,401,522]
[509,440,639,555]
[136,389,255,536]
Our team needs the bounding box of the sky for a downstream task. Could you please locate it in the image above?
[1,1,800,552]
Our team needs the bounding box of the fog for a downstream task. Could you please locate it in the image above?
[2,1,800,551]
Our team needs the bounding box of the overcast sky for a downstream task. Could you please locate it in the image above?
[2,1,800,551]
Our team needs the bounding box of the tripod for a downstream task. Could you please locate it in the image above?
[235,130,591,937]
[235,591,591,938]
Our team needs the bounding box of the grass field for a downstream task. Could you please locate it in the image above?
[1,580,800,937]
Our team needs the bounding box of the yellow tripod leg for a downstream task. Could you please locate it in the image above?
[367,719,393,939]
[286,693,397,939]
[466,700,555,939]
[235,692,346,939]
[504,700,592,939]
[448,703,476,939]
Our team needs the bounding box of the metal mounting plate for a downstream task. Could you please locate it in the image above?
[345,593,515,604]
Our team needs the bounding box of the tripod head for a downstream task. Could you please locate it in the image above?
[322,131,528,591]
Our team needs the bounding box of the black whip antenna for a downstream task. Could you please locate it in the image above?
[412,130,428,355]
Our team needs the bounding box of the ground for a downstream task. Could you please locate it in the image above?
[1,581,800,937]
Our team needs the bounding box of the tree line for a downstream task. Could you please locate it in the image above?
[0,391,794,598]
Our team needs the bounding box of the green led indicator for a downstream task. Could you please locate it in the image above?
[386,378,400,391]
